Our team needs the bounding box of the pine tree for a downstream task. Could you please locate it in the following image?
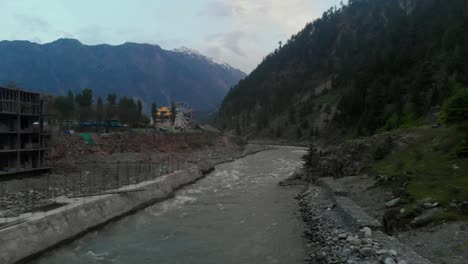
[96,96,104,122]
[75,88,93,121]
[151,102,157,123]
[170,102,177,125]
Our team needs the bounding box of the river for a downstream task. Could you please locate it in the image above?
[32,146,307,264]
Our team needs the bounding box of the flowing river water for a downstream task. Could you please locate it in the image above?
[32,146,307,264]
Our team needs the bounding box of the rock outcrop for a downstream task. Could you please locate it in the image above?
[302,132,415,182]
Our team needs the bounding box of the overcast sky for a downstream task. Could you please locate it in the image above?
[0,0,341,72]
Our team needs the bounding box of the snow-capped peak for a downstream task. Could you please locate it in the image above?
[174,46,202,56]
[173,46,235,71]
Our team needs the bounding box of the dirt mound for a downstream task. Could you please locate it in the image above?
[51,132,242,173]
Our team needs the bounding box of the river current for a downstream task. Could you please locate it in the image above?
[32,146,307,264]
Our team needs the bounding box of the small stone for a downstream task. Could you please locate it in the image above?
[359,247,374,257]
[346,235,361,246]
[376,249,388,255]
[383,257,396,264]
[359,227,372,238]
[338,233,348,239]
[341,248,352,257]
[351,238,361,246]
[423,202,439,209]
[411,209,440,227]
[385,198,401,207]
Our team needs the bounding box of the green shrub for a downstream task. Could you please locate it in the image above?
[441,88,468,158]
[456,139,468,158]
[383,113,399,131]
[441,88,468,125]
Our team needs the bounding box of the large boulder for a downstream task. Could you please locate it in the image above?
[411,208,441,227]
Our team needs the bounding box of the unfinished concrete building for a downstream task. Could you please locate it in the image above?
[0,86,51,176]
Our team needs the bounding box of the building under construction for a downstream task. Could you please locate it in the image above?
[0,86,51,177]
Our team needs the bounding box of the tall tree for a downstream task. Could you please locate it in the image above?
[106,93,117,120]
[105,93,117,131]
[53,97,71,120]
[75,88,94,121]
[170,102,177,125]
[96,96,104,123]
[151,102,157,123]
[118,97,139,126]
[137,100,143,124]
[67,90,75,118]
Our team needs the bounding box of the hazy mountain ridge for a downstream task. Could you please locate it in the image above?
[0,38,246,112]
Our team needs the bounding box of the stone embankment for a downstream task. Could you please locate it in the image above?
[0,144,270,264]
[297,175,432,264]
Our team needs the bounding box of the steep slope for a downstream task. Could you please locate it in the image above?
[0,39,246,112]
[216,0,468,141]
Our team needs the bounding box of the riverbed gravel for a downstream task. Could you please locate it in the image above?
[298,185,408,264]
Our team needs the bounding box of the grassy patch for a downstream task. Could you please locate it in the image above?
[365,127,468,220]
[313,90,342,106]
[132,128,146,133]
[455,243,468,253]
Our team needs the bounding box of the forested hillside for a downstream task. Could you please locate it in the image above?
[216,0,468,141]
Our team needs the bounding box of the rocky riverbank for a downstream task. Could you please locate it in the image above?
[298,185,412,264]
[297,126,468,264]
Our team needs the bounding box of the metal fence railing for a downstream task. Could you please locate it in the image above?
[0,158,187,220]
[0,151,245,222]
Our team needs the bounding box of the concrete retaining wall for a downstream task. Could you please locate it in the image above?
[317,177,350,197]
[318,177,381,229]
[0,166,206,264]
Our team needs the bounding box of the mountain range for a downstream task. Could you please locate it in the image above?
[0,38,246,112]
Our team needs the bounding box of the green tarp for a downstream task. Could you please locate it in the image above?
[79,133,94,145]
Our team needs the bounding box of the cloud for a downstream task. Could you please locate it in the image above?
[197,1,236,17]
[15,14,50,33]
[205,31,247,57]
[156,38,184,48]
[56,30,75,39]
[30,37,43,44]
[77,25,110,45]
[197,0,335,72]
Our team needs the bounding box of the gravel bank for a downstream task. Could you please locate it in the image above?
[298,185,415,264]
